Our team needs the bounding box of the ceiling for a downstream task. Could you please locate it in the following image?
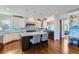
[0,5,79,17]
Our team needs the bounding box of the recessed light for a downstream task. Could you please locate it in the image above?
[6,8,10,11]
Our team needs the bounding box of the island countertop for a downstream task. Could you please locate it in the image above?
[20,32,48,37]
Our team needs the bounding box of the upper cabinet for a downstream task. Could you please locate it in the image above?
[25,17,42,29]
[0,15,12,29]
[11,17,25,28]
[0,14,26,30]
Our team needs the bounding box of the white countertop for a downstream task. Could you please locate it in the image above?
[20,32,48,37]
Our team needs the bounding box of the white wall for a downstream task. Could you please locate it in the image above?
[45,15,55,30]
[43,21,47,28]
[43,15,60,40]
[54,15,60,40]
[46,15,60,40]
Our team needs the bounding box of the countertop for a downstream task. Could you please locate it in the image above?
[20,32,48,37]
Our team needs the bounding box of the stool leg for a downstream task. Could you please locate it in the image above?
[70,39,73,45]
[32,44,35,53]
[77,41,79,47]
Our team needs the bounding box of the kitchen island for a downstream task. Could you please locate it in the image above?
[0,31,48,52]
[20,32,47,36]
[20,32,48,51]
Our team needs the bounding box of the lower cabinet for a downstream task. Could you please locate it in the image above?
[21,36,33,51]
[48,31,54,40]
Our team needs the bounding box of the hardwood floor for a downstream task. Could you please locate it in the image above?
[0,39,79,54]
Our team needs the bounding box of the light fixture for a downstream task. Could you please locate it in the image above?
[6,8,10,11]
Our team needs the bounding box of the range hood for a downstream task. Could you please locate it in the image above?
[13,15,24,18]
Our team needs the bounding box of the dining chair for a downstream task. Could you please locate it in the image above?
[29,34,41,51]
[30,34,41,45]
[42,33,48,42]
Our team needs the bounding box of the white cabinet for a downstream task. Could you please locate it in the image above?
[35,21,41,28]
[25,20,41,28]
[11,17,25,28]
[3,33,20,44]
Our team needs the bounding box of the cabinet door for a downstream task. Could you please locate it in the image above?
[12,17,25,28]
[21,36,33,51]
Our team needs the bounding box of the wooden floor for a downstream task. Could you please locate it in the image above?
[0,39,79,54]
